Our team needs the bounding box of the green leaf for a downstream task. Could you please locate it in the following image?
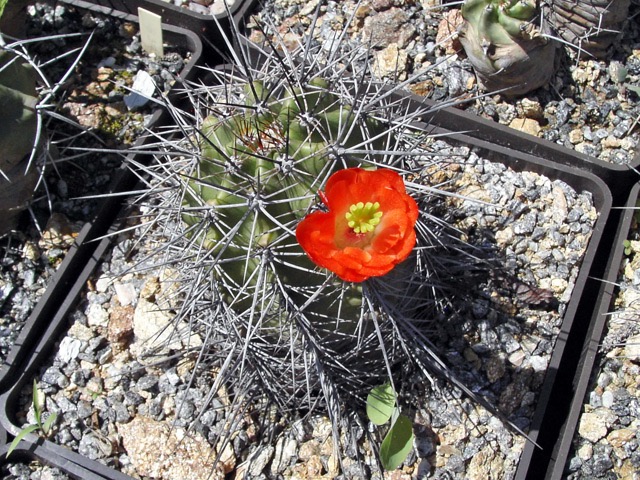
[626,83,640,97]
[0,0,8,20]
[380,415,414,471]
[41,412,58,435]
[6,424,39,458]
[366,383,396,425]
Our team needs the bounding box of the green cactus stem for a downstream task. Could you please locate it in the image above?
[0,49,38,169]
[182,76,389,321]
[458,0,558,96]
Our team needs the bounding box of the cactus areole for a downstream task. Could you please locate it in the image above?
[296,168,418,282]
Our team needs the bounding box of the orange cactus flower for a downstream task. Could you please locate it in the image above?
[296,168,419,282]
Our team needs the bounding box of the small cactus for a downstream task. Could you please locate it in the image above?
[458,0,558,96]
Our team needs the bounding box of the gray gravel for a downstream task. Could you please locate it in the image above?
[249,0,639,164]
[566,221,640,479]
[13,141,597,479]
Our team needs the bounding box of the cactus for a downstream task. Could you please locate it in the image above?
[182,76,396,323]
[546,0,631,58]
[130,14,494,474]
[458,0,558,96]
[0,49,38,169]
[0,47,40,235]
[458,0,633,95]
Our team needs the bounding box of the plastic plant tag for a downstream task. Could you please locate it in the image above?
[138,7,164,57]
[124,70,156,110]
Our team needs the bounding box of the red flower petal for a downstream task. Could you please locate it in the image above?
[296,168,418,282]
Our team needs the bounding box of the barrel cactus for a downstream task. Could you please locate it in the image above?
[132,21,487,470]
[458,0,558,96]
[184,77,382,315]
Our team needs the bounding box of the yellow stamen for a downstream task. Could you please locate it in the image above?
[345,201,383,234]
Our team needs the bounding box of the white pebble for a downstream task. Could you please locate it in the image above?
[87,303,109,327]
[114,282,138,306]
[58,337,82,363]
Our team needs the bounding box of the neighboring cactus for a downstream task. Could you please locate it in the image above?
[458,0,633,96]
[546,0,631,58]
[458,0,558,95]
[0,47,41,235]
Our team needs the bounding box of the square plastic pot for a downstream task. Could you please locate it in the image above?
[69,0,258,63]
[406,96,640,202]
[0,440,119,480]
[0,74,621,477]
[0,0,202,404]
[0,3,202,475]
[395,91,640,480]
[541,179,640,479]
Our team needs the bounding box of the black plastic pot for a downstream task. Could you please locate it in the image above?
[0,1,202,391]
[68,0,258,63]
[391,92,640,479]
[396,94,640,201]
[541,179,640,479]
[0,440,120,479]
[397,121,613,480]
[0,4,202,477]
[0,73,619,477]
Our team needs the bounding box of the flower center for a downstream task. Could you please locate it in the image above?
[345,201,383,234]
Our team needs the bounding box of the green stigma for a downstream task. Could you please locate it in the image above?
[345,201,383,234]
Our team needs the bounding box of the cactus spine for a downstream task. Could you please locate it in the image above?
[546,0,631,58]
[141,42,430,393]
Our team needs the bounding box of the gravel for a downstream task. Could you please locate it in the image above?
[248,0,640,164]
[1,0,639,479]
[176,0,241,16]
[11,142,597,479]
[566,220,640,479]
